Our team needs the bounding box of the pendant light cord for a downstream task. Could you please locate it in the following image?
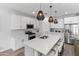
[54,10,56,18]
[54,10,57,18]
[49,5,52,16]
[50,6,51,16]
[40,3,42,10]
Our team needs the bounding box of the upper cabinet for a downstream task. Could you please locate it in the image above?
[10,14,38,30]
[64,16,79,24]
[21,16,38,29]
[10,14,21,30]
[21,16,31,29]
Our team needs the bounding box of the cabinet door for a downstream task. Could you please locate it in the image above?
[14,38,25,50]
[11,34,28,51]
[25,46,34,56]
[11,14,21,30]
[21,16,30,29]
[21,16,39,29]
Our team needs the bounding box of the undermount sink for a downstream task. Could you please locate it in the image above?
[40,36,48,39]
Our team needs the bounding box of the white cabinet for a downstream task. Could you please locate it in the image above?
[10,35,28,51]
[11,14,21,30]
[64,16,78,24]
[10,14,38,30]
[11,38,24,50]
[15,38,25,50]
[25,38,64,56]
[21,16,30,29]
[11,14,29,30]
[10,14,31,30]
[25,46,34,56]
[25,46,39,56]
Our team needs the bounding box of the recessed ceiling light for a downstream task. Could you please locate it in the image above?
[32,11,35,14]
[64,12,68,14]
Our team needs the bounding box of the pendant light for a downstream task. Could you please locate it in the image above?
[36,3,45,21]
[48,5,53,23]
[54,10,58,24]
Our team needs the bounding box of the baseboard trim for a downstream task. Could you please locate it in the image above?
[0,47,10,52]
[64,42,73,45]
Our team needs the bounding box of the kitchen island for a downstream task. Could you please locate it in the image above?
[25,33,64,56]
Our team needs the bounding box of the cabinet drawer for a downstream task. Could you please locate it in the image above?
[11,35,28,51]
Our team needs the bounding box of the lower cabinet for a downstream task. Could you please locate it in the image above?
[24,45,62,56]
[10,38,26,51]
[24,39,64,56]
[46,50,58,56]
[25,46,34,56]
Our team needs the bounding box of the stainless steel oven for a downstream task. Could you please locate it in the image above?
[25,31,36,40]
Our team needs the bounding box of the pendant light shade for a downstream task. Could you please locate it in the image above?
[48,16,53,23]
[48,5,53,23]
[36,4,45,21]
[54,18,58,24]
[36,10,45,20]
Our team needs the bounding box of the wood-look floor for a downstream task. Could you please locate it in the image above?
[0,47,24,56]
[63,43,75,56]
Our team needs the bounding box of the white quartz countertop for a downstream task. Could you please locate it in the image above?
[11,29,38,39]
[25,33,63,55]
[11,29,27,40]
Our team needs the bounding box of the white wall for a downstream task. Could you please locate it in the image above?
[10,13,39,30]
[42,18,50,32]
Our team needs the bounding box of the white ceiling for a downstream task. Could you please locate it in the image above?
[0,3,79,17]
